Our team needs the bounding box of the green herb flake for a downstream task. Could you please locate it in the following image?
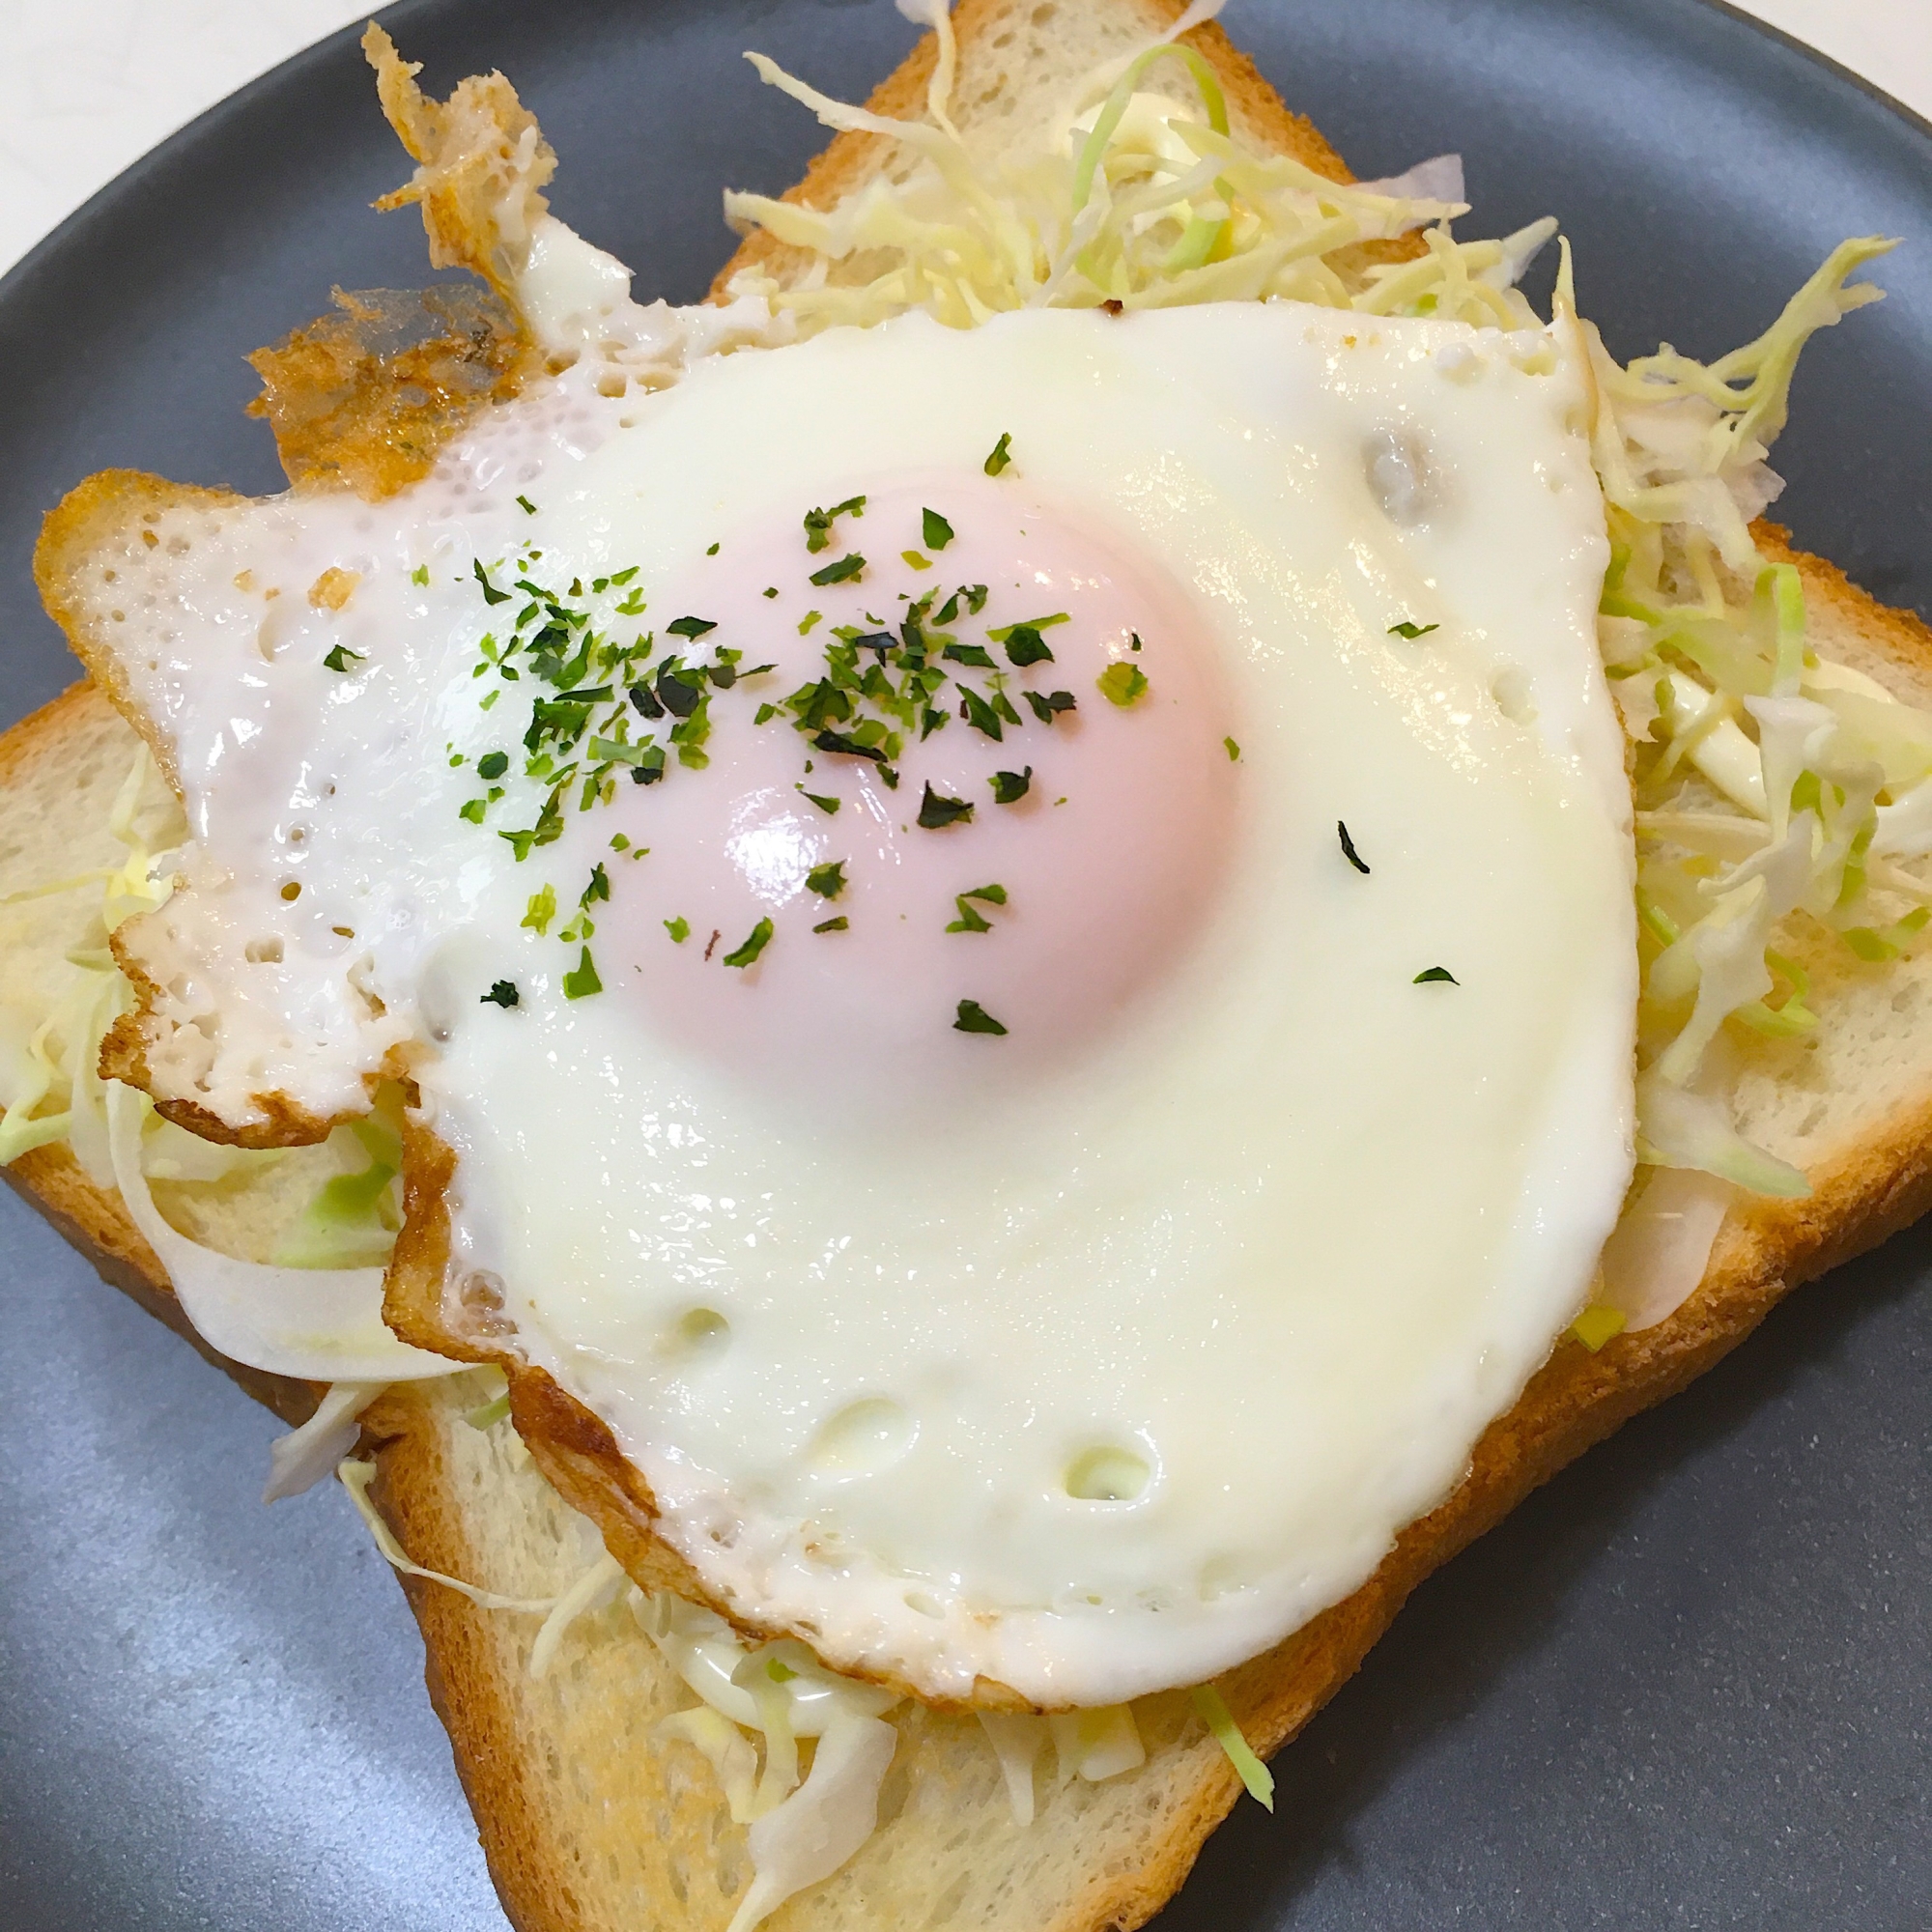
[947,882,1009,933]
[953,998,1009,1036]
[666,615,717,639]
[410,565,430,586]
[480,980,520,1009]
[797,785,840,816]
[806,861,847,899]
[983,433,1013,477]
[479,689,500,711]
[918,782,975,830]
[810,554,867,587]
[1024,689,1078,724]
[990,766,1033,805]
[1338,821,1370,875]
[1413,966,1459,984]
[901,550,933,571]
[763,585,780,599]
[472,559,511,605]
[1097,663,1149,707]
[1388,620,1440,639]
[665,916,691,944]
[323,643,365,672]
[458,798,487,824]
[803,496,867,554]
[561,948,604,999]
[922,508,954,551]
[813,916,850,933]
[958,686,1006,740]
[582,863,611,907]
[522,885,557,936]
[722,918,775,970]
[798,610,823,635]
[1225,737,1240,761]
[516,495,538,516]
[477,750,509,781]
[943,641,998,669]
[706,542,720,556]
[997,625,1055,668]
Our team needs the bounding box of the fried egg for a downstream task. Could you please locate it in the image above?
[85,223,1634,1706]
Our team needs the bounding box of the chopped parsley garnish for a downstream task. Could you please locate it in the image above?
[942,641,997,669]
[458,799,487,824]
[990,767,1032,805]
[722,919,774,969]
[655,667,702,717]
[411,565,430,586]
[922,508,954,552]
[561,948,603,998]
[1096,663,1149,707]
[813,916,850,933]
[813,729,889,765]
[522,886,556,935]
[901,550,933,571]
[582,864,611,907]
[918,782,974,830]
[946,884,1008,933]
[810,554,867,586]
[323,643,365,672]
[1388,620,1439,639]
[1024,689,1078,724]
[797,786,840,815]
[803,496,866,554]
[472,560,511,604]
[805,861,846,899]
[477,751,509,781]
[666,615,717,639]
[953,998,1009,1036]
[706,542,720,556]
[996,625,1054,667]
[1338,821,1371,875]
[665,916,690,943]
[764,585,780,599]
[516,495,538,515]
[1225,737,1241,761]
[958,686,1007,740]
[481,980,520,1008]
[983,433,1013,476]
[799,610,823,635]
[1413,966,1459,984]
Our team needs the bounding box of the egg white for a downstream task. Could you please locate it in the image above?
[99,289,1633,1706]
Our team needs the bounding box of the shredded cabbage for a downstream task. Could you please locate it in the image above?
[0,744,412,1270]
[270,1085,407,1268]
[1190,1684,1274,1810]
[264,1380,384,1501]
[338,1457,572,1614]
[722,6,1537,332]
[977,1709,1045,1826]
[1590,237,1927,1197]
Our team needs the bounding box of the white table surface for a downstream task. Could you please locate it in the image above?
[0,0,1924,280]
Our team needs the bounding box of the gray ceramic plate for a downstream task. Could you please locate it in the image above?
[0,2,1927,1926]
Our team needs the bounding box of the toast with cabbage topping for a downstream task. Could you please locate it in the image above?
[8,1,1932,1927]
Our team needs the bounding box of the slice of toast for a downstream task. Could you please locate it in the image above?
[10,6,1932,1931]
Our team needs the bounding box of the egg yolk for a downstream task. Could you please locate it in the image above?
[593,475,1239,1106]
